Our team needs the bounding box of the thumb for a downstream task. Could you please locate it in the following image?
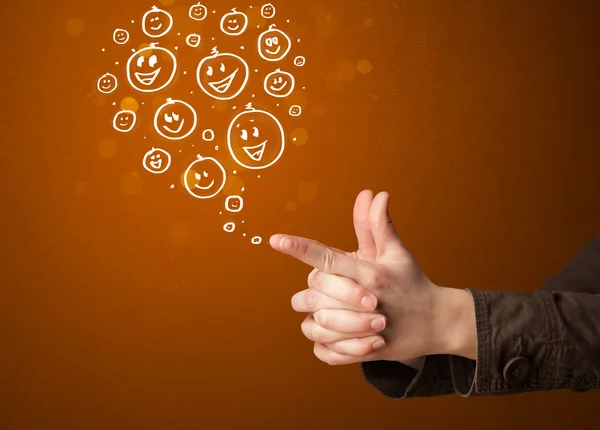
[369,192,404,257]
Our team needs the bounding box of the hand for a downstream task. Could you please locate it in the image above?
[270,190,476,366]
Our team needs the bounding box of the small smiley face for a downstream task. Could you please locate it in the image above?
[126,45,177,93]
[143,148,171,174]
[220,8,248,36]
[142,6,173,38]
[196,50,249,101]
[189,2,208,21]
[97,73,118,94]
[113,110,136,132]
[223,222,236,233]
[261,3,276,19]
[226,195,244,213]
[186,34,201,48]
[264,69,295,98]
[184,155,227,200]
[294,56,306,67]
[258,25,292,62]
[289,105,302,117]
[113,29,130,44]
[251,236,263,245]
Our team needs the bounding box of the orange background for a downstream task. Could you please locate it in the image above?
[2,0,600,429]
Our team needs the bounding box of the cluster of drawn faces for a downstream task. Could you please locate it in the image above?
[96,3,304,218]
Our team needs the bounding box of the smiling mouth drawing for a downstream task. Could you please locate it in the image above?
[119,121,130,127]
[227,25,240,31]
[243,141,267,161]
[195,179,215,190]
[150,23,163,31]
[150,160,163,169]
[208,69,239,93]
[265,46,281,55]
[162,119,185,134]
[101,84,112,90]
[270,82,288,92]
[135,68,162,86]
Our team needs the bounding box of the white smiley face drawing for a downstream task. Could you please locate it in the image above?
[143,148,171,174]
[257,24,292,62]
[183,155,227,200]
[264,69,295,98]
[186,34,201,48]
[126,44,177,93]
[113,29,130,44]
[196,49,249,101]
[220,8,248,36]
[112,110,136,132]
[225,195,244,213]
[189,2,208,21]
[97,73,118,94]
[261,3,276,19]
[154,98,198,141]
[142,6,173,38]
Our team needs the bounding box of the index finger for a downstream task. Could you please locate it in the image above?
[270,234,364,280]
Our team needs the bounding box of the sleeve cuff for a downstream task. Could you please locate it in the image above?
[361,355,455,399]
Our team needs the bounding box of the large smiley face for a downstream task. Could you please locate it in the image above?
[154,98,197,140]
[261,3,276,19]
[189,2,208,21]
[142,6,173,38]
[113,110,136,133]
[143,148,171,174]
[97,73,118,94]
[220,8,248,36]
[113,29,130,45]
[196,49,249,101]
[264,69,295,98]
[183,155,227,200]
[227,104,285,170]
[126,44,177,93]
[258,24,291,62]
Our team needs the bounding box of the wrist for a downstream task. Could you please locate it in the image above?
[433,286,478,360]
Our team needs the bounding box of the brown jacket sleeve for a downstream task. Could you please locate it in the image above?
[361,235,600,398]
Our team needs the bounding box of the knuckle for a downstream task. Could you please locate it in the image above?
[321,248,335,272]
[313,309,329,328]
[310,270,321,289]
[362,267,383,290]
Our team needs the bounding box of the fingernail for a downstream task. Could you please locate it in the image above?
[361,296,376,310]
[371,317,386,331]
[373,339,385,350]
[281,237,295,250]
